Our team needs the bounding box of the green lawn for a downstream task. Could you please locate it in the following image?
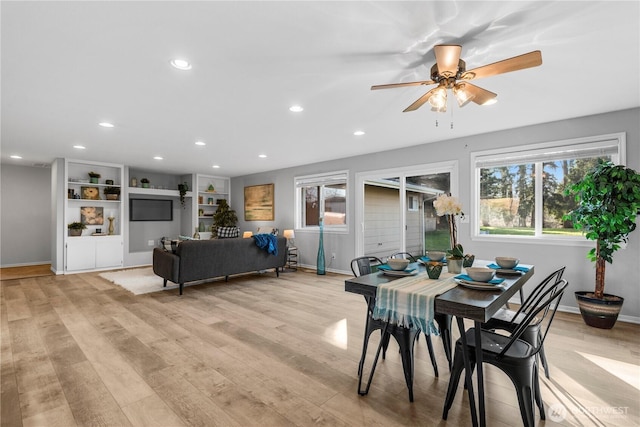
[479,227,584,237]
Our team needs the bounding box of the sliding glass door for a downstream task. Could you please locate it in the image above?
[356,162,457,260]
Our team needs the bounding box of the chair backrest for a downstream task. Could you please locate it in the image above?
[389,252,417,262]
[514,266,566,321]
[350,256,383,277]
[498,279,568,358]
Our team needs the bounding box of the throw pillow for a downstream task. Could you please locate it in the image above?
[217,226,239,238]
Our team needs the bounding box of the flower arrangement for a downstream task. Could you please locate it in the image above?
[433,194,464,255]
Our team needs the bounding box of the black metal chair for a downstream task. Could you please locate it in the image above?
[389,251,453,370]
[482,266,566,379]
[351,255,447,402]
[443,279,569,427]
[350,256,383,277]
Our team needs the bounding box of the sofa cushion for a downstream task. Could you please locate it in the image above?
[217,226,239,238]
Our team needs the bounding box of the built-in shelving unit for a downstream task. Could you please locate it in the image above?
[63,159,124,273]
[195,174,230,239]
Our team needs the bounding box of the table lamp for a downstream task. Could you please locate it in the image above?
[283,229,295,247]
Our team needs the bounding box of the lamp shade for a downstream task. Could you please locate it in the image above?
[242,231,253,238]
[283,229,295,239]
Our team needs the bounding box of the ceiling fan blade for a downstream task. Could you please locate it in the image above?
[403,87,439,112]
[371,80,435,90]
[434,45,462,76]
[463,83,498,105]
[461,50,542,81]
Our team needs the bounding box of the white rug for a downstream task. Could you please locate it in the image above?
[99,267,176,295]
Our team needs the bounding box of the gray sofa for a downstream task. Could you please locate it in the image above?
[152,236,287,295]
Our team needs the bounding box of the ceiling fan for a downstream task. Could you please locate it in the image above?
[371,45,542,112]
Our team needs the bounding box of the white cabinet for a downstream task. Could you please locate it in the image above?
[66,236,123,271]
[195,174,230,239]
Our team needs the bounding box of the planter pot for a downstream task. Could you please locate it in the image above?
[68,229,83,236]
[447,258,463,274]
[90,177,99,184]
[463,254,475,268]
[426,262,443,279]
[575,291,624,329]
[105,194,119,200]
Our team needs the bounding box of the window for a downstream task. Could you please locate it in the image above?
[472,133,625,241]
[295,171,348,231]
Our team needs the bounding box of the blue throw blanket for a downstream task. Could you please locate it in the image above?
[253,234,278,255]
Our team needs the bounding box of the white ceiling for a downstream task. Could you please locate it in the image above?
[2,1,639,177]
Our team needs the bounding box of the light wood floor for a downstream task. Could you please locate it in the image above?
[1,269,638,426]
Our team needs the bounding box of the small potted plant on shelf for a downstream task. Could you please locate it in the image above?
[178,182,189,208]
[564,160,640,329]
[103,186,121,200]
[88,171,101,184]
[67,221,87,237]
[140,178,150,188]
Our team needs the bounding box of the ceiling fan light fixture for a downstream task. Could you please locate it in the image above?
[453,83,474,107]
[428,85,447,109]
[482,98,498,106]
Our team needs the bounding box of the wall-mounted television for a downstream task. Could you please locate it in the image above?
[129,198,173,221]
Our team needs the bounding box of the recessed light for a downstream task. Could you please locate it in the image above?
[289,105,304,112]
[170,59,192,70]
[98,122,114,128]
[195,141,206,146]
[73,145,86,149]
[153,156,163,160]
[212,165,220,169]
[10,155,22,159]
[259,154,267,158]
[353,130,365,136]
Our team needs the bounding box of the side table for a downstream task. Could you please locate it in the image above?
[283,246,298,272]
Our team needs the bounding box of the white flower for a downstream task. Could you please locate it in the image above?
[433,194,463,216]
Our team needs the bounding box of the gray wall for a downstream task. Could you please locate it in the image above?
[232,108,640,322]
[0,163,52,267]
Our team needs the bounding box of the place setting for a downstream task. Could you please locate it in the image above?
[487,256,531,277]
[377,258,419,277]
[453,266,507,290]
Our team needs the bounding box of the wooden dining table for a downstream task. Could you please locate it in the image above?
[344,260,535,427]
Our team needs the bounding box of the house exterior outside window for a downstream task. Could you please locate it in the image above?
[295,171,348,231]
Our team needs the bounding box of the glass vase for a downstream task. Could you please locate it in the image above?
[317,219,326,275]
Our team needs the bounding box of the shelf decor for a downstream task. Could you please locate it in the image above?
[81,206,104,225]
[244,183,274,221]
[81,186,100,200]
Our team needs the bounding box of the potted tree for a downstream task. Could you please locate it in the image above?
[564,160,640,328]
[67,221,87,236]
[211,199,238,238]
[103,186,120,200]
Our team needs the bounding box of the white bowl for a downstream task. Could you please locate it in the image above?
[495,257,519,269]
[427,251,446,262]
[387,258,410,271]
[465,267,496,282]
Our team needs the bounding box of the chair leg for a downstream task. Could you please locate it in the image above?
[424,333,439,377]
[435,314,453,370]
[442,343,466,420]
[358,322,390,396]
[534,363,545,419]
[539,343,550,379]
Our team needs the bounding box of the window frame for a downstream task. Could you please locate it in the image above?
[471,132,626,246]
[294,170,349,233]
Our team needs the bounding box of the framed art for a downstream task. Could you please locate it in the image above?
[244,183,274,221]
[81,186,100,200]
[81,206,104,225]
